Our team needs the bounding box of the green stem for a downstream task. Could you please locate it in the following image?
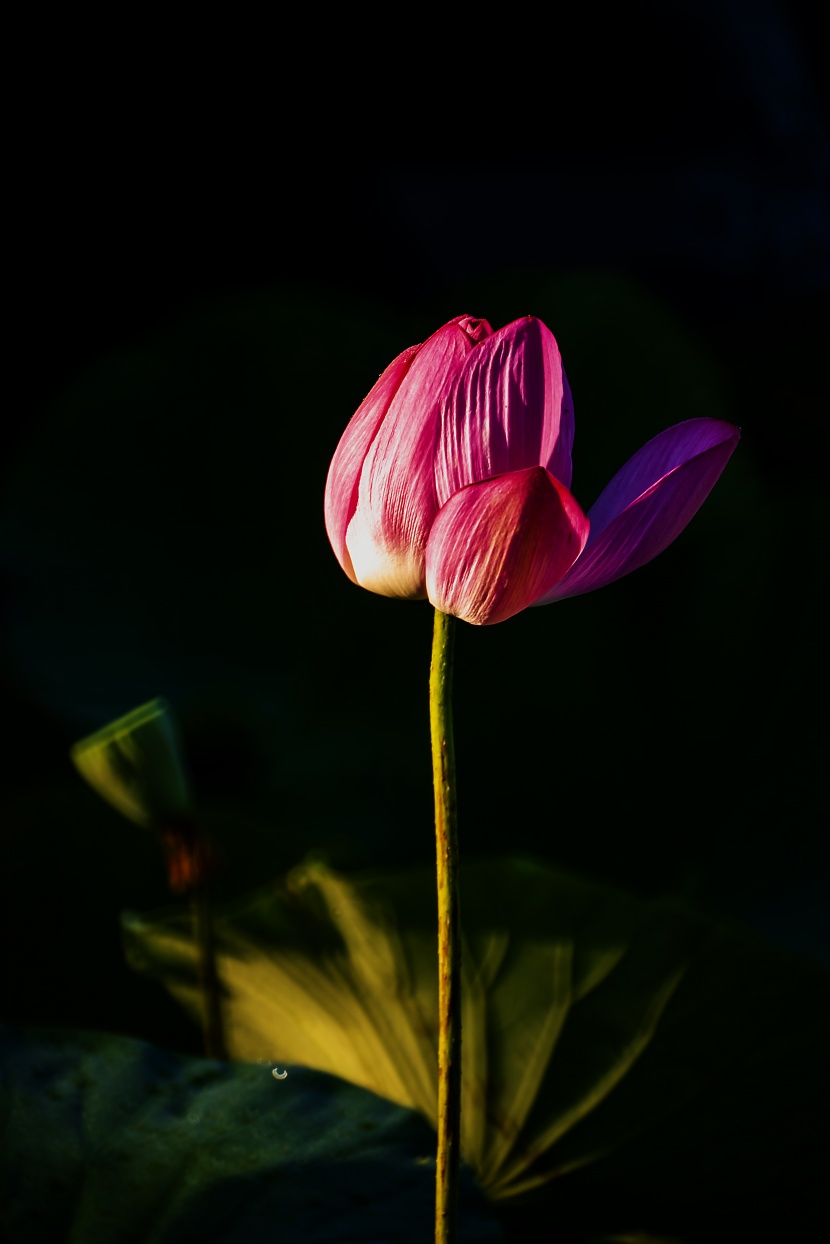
[192,882,226,1060]
[160,817,227,1060]
[430,608,460,1244]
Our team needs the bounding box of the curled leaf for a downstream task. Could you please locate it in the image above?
[71,698,191,829]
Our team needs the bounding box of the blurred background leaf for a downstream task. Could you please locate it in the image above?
[121,855,830,1236]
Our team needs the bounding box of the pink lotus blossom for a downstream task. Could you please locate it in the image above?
[325,314,739,625]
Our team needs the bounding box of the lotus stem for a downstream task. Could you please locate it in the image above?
[429,608,461,1244]
[191,881,226,1060]
[161,817,227,1060]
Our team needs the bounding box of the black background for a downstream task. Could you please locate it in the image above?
[2,0,827,1052]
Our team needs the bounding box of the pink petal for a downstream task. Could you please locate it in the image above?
[425,467,590,625]
[324,343,420,583]
[539,419,740,603]
[346,316,492,598]
[435,316,575,507]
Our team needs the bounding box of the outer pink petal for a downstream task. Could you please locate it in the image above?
[346,316,492,599]
[425,467,590,625]
[324,343,420,583]
[538,419,740,603]
[435,316,575,507]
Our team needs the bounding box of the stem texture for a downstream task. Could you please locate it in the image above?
[429,608,460,1244]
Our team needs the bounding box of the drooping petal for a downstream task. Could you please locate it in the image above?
[426,467,590,625]
[538,419,740,603]
[435,317,575,507]
[324,343,420,582]
[346,316,492,598]
[585,418,741,542]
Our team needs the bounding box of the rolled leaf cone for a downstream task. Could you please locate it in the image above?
[121,856,829,1204]
[71,698,192,829]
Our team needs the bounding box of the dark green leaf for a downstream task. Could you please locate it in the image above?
[0,1023,500,1243]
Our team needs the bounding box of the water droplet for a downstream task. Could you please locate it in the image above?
[272,1067,288,1079]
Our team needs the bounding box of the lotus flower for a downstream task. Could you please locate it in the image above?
[325,314,739,626]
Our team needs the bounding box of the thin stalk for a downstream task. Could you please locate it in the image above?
[191,881,226,1060]
[429,608,461,1244]
[160,817,227,1060]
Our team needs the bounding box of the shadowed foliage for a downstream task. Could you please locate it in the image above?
[122,855,829,1235]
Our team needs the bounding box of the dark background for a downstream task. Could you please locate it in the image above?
[2,0,827,1053]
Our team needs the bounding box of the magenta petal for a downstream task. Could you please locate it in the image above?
[539,419,740,603]
[324,343,420,583]
[426,467,590,625]
[345,316,492,598]
[435,317,575,506]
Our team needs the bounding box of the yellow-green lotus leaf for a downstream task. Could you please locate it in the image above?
[121,855,829,1203]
